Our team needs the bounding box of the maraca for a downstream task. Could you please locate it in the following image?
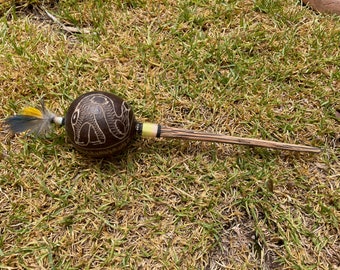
[5,91,321,157]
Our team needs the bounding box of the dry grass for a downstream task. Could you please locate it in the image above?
[0,0,339,269]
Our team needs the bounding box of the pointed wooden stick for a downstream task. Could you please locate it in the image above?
[157,125,321,153]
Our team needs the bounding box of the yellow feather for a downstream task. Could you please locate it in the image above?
[21,107,43,118]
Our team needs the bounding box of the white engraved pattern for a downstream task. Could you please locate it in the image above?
[71,93,131,146]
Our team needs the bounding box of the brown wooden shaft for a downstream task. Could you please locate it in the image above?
[159,126,321,153]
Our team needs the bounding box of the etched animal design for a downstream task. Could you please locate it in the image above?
[70,93,131,146]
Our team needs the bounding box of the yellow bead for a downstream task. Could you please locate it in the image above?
[142,123,159,138]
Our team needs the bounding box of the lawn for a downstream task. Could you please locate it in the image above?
[0,0,339,269]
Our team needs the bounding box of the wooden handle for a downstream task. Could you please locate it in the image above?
[159,125,321,153]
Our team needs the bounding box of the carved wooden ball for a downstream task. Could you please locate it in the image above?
[65,91,136,157]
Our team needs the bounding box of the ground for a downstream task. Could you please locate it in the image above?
[0,0,339,269]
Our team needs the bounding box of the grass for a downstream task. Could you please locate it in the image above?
[0,0,339,269]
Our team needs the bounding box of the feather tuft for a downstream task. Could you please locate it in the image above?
[21,107,44,118]
[5,100,63,136]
